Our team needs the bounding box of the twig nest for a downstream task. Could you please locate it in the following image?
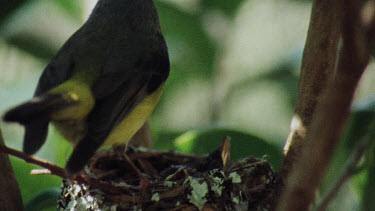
[58,139,275,210]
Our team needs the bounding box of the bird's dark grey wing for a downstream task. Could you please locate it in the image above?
[92,30,170,98]
[93,47,170,129]
[65,72,150,175]
[60,22,170,174]
[34,37,78,97]
[65,49,169,175]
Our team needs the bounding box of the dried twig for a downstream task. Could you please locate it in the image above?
[0,144,67,178]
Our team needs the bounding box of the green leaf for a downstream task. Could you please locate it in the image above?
[321,99,375,208]
[0,0,28,25]
[152,1,217,117]
[155,1,216,79]
[54,0,83,20]
[9,157,62,204]
[225,61,300,109]
[25,188,60,211]
[0,0,84,61]
[200,0,246,18]
[174,128,282,170]
[344,103,375,149]
[153,131,182,150]
[6,34,57,60]
[356,100,375,210]
[362,138,375,210]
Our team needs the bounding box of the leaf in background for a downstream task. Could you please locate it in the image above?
[25,188,60,211]
[224,60,300,109]
[354,99,375,210]
[0,0,82,61]
[0,0,27,25]
[54,0,83,21]
[9,157,62,205]
[290,0,313,2]
[321,99,375,209]
[174,128,282,170]
[6,34,57,60]
[155,0,216,80]
[152,1,217,125]
[325,105,375,188]
[344,110,375,149]
[363,140,375,210]
[200,0,246,18]
[153,130,182,150]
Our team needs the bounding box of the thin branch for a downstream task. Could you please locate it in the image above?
[315,138,370,211]
[0,144,67,178]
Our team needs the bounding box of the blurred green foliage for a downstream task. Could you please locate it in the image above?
[200,0,245,18]
[172,128,282,169]
[0,0,374,210]
[10,158,61,205]
[0,0,27,25]
[24,188,60,211]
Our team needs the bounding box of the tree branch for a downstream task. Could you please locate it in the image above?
[276,0,375,210]
[0,128,24,210]
[276,0,341,198]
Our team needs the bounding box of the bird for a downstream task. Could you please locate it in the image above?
[2,0,169,176]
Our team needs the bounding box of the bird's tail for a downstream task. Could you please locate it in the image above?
[3,93,77,154]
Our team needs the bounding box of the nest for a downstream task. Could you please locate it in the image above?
[57,138,276,210]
